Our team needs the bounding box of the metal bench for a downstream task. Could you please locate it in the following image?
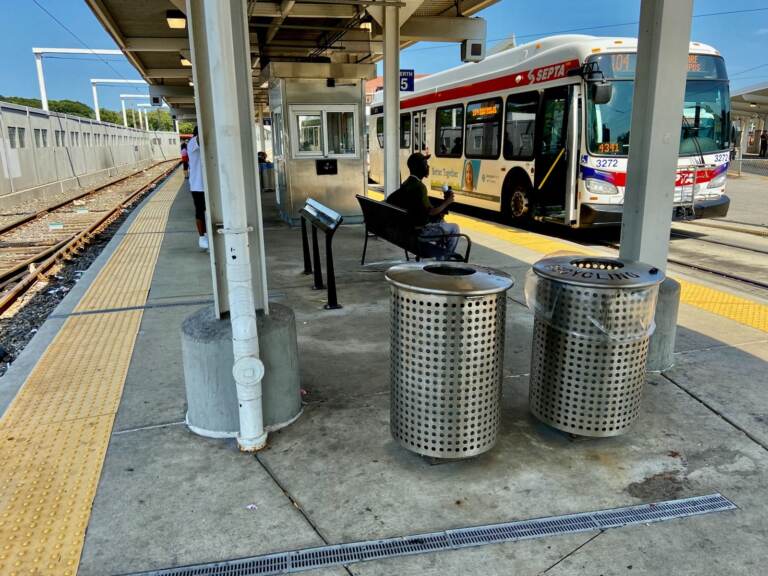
[356,194,471,265]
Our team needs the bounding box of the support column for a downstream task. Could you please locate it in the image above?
[144,109,150,131]
[35,54,49,112]
[257,107,266,153]
[186,0,271,451]
[383,5,400,196]
[619,0,693,270]
[92,84,101,122]
[130,107,136,129]
[619,0,694,371]
[121,99,128,127]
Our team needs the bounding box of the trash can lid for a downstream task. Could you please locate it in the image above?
[532,255,664,288]
[385,262,514,296]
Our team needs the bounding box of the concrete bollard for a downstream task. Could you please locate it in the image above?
[181,302,302,438]
[647,277,681,372]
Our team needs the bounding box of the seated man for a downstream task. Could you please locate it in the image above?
[387,152,461,256]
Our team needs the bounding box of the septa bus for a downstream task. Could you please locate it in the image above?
[368,35,731,227]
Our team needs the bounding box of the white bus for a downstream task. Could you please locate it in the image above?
[368,35,731,227]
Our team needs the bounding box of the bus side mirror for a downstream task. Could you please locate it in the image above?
[591,82,613,105]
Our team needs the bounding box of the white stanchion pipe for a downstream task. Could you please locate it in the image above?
[383,5,400,196]
[198,0,266,451]
[121,99,128,127]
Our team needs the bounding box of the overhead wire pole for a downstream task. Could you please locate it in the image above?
[91,83,102,122]
[121,98,127,126]
[120,94,149,127]
[34,53,49,111]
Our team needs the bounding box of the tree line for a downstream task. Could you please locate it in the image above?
[0,94,195,133]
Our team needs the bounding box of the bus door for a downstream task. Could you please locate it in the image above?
[534,86,570,215]
[412,110,427,154]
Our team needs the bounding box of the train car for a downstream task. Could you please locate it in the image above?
[368,34,731,227]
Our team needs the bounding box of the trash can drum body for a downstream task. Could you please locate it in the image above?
[386,263,514,459]
[527,256,663,437]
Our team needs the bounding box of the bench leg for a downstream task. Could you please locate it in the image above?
[404,250,410,261]
[361,228,369,265]
[301,216,312,274]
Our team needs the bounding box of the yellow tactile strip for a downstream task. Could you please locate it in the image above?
[368,190,768,334]
[0,171,180,575]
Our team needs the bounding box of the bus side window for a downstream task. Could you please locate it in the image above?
[375,116,384,148]
[435,104,464,158]
[465,97,503,159]
[400,113,411,149]
[504,92,539,160]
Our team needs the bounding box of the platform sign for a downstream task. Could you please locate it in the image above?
[400,69,415,92]
[263,117,272,126]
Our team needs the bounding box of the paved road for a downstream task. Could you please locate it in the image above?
[721,172,767,227]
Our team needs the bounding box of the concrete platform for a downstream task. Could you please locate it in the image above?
[3,175,768,575]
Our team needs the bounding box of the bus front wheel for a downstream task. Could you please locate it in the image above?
[506,184,530,223]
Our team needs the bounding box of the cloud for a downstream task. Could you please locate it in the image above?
[757,28,768,35]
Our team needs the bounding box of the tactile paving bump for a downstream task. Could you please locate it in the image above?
[0,168,180,575]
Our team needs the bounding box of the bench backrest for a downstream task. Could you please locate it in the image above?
[356,195,420,251]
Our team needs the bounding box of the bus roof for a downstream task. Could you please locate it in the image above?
[371,34,720,108]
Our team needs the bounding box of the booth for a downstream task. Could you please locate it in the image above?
[265,62,375,224]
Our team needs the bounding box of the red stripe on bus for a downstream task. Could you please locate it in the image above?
[400,59,582,110]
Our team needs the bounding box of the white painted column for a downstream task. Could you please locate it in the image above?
[188,0,269,451]
[383,5,400,196]
[121,99,128,127]
[130,107,136,129]
[143,109,150,131]
[92,83,101,122]
[619,0,694,271]
[35,54,49,111]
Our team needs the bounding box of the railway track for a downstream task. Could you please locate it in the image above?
[0,161,179,315]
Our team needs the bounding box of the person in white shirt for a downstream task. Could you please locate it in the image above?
[186,126,208,251]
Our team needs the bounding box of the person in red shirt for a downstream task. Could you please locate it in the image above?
[180,142,189,179]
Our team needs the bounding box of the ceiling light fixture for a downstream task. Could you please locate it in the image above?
[180,56,192,67]
[166,10,187,29]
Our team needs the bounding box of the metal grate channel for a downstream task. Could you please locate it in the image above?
[126,493,736,576]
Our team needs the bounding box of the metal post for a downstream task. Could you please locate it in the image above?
[619,0,694,272]
[311,226,324,290]
[324,231,341,309]
[130,107,136,129]
[257,107,266,153]
[91,83,101,122]
[188,0,268,451]
[300,216,312,274]
[383,5,400,196]
[35,53,49,111]
[121,99,128,127]
[143,109,150,131]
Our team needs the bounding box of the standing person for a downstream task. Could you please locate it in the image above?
[180,142,189,179]
[760,132,767,158]
[387,152,461,257]
[186,126,208,251]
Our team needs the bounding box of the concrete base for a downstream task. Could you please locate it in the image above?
[647,277,681,372]
[181,302,302,438]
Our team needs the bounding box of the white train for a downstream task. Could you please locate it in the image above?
[0,101,180,202]
[368,35,731,227]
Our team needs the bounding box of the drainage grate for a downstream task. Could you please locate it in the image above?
[126,493,735,576]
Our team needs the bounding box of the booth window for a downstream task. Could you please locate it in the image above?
[376,116,384,148]
[290,105,358,159]
[504,92,538,160]
[465,98,502,159]
[435,104,464,157]
[400,113,411,149]
[297,114,322,154]
[327,111,355,155]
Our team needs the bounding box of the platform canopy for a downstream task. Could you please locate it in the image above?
[85,0,500,117]
[731,82,768,117]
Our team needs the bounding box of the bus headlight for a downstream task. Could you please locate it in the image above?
[584,178,618,195]
[707,172,726,189]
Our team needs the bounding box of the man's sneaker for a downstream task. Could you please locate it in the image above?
[198,234,209,251]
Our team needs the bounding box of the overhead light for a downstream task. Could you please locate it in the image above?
[359,22,372,31]
[166,10,186,29]
[260,81,269,88]
[180,56,192,67]
[750,103,757,108]
[188,81,194,87]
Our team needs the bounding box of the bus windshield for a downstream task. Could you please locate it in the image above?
[586,55,730,157]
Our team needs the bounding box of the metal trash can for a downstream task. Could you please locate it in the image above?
[526,255,664,437]
[259,162,275,191]
[385,262,514,458]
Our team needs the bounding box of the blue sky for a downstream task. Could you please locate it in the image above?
[0,0,767,112]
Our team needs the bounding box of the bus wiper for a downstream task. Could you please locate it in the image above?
[682,114,705,166]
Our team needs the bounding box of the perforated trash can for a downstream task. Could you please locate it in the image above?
[385,262,514,458]
[527,255,664,437]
